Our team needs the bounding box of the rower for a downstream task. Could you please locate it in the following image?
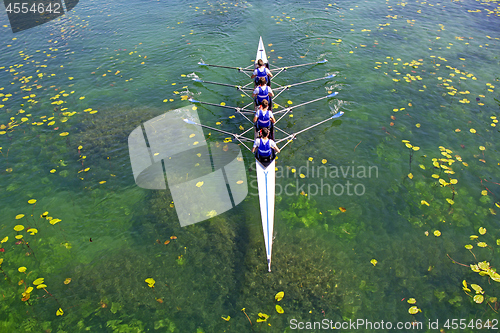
[252,127,280,167]
[251,59,273,86]
[253,99,276,140]
[252,77,274,109]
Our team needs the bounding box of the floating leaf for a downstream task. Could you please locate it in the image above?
[275,291,284,301]
[33,278,44,285]
[471,284,483,294]
[36,284,47,289]
[479,227,486,235]
[15,214,24,220]
[26,228,38,235]
[59,132,69,137]
[339,207,346,212]
[473,295,484,304]
[470,128,476,133]
[275,304,284,314]
[470,264,480,272]
[56,308,64,316]
[408,173,413,179]
[434,230,441,237]
[196,181,204,188]
[145,278,155,288]
[470,235,478,240]
[462,280,467,288]
[256,318,266,323]
[14,225,24,231]
[18,267,27,273]
[465,244,473,250]
[481,190,488,196]
[478,242,487,248]
[28,199,37,204]
[497,239,500,246]
[446,198,454,205]
[407,298,416,304]
[1,236,8,243]
[421,200,430,206]
[221,316,230,321]
[26,287,33,294]
[408,306,420,314]
[370,259,377,266]
[64,278,72,285]
[479,146,485,151]
[15,235,23,240]
[258,313,269,320]
[322,159,327,164]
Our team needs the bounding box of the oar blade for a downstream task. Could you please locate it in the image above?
[327,92,339,98]
[192,78,203,83]
[317,59,328,64]
[188,98,200,103]
[331,111,345,119]
[325,74,336,79]
[183,118,197,125]
[198,62,208,66]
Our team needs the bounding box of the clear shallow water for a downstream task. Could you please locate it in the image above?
[1,0,499,332]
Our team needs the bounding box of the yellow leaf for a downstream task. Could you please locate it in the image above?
[407,298,416,304]
[478,242,487,248]
[145,278,155,288]
[49,218,61,225]
[28,199,37,204]
[446,198,454,205]
[79,96,85,100]
[26,287,33,294]
[412,146,420,151]
[221,316,230,321]
[258,313,269,319]
[33,278,45,286]
[64,278,72,285]
[220,102,226,106]
[479,146,485,151]
[322,159,327,164]
[465,244,473,250]
[408,173,413,179]
[15,235,23,240]
[481,190,488,196]
[196,181,204,188]
[18,267,27,273]
[256,318,266,323]
[421,200,430,206]
[470,128,476,133]
[15,214,24,220]
[1,236,8,243]
[370,259,377,266]
[474,295,484,304]
[408,306,420,314]
[287,100,293,105]
[450,179,458,184]
[339,207,346,212]
[462,280,467,288]
[56,308,64,316]
[26,228,38,235]
[276,304,284,314]
[275,291,284,301]
[405,143,412,149]
[434,230,441,237]
[14,225,24,231]
[59,132,69,137]
[479,227,486,235]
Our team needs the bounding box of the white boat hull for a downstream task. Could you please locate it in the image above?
[256,159,275,272]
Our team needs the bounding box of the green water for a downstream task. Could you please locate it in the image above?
[1,0,499,332]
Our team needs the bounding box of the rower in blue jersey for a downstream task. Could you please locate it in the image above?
[252,77,274,108]
[253,99,276,139]
[251,127,280,167]
[251,59,273,86]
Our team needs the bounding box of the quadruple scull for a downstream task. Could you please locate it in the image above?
[185,37,344,272]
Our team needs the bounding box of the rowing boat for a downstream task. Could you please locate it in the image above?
[187,37,344,272]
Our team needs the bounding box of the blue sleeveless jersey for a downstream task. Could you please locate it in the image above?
[257,86,270,104]
[257,109,271,128]
[258,139,272,157]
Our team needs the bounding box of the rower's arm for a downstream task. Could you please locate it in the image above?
[270,116,276,124]
[253,115,258,123]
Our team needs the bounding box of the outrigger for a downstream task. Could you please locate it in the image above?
[185,37,344,272]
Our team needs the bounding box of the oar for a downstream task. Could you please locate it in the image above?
[273,92,339,114]
[189,98,254,113]
[272,74,336,99]
[277,111,345,149]
[183,118,254,147]
[192,78,254,91]
[272,59,328,79]
[198,62,253,72]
